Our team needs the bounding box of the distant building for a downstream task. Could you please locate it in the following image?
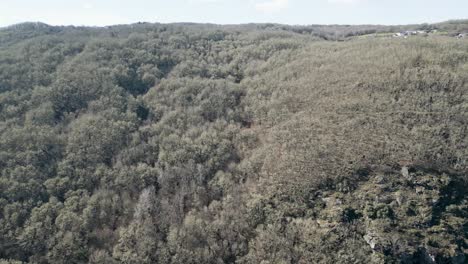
[394,30,429,38]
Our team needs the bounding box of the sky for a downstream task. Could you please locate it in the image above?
[0,0,467,27]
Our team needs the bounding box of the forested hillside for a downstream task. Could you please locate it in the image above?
[0,21,467,263]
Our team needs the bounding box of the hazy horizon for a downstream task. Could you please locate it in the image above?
[3,18,468,29]
[1,0,467,27]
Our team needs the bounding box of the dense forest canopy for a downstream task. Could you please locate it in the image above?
[0,20,467,263]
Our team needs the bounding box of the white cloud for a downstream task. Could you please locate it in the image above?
[188,0,226,3]
[83,3,94,9]
[328,0,364,4]
[255,0,289,13]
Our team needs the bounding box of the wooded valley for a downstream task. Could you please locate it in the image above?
[0,20,467,263]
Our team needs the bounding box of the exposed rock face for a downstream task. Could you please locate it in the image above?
[363,233,378,250]
[401,166,410,179]
[395,191,405,206]
[327,165,468,263]
[374,175,385,185]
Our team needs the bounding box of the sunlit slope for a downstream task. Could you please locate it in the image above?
[237,38,468,263]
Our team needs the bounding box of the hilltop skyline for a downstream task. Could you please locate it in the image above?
[1,0,467,27]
